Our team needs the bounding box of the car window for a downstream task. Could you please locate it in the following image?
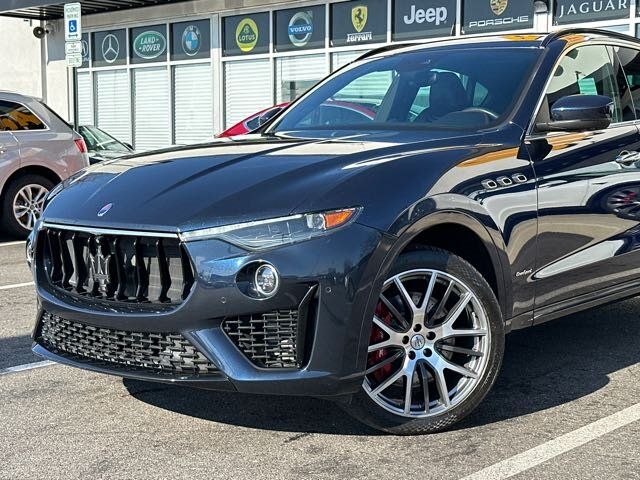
[0,100,46,131]
[272,47,540,132]
[79,126,130,153]
[612,46,640,120]
[544,45,623,124]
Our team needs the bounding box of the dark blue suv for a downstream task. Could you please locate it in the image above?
[29,29,640,434]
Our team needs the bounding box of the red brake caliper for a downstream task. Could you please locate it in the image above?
[368,300,395,383]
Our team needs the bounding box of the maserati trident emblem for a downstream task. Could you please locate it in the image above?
[97,203,113,217]
[89,249,111,295]
[410,334,426,350]
[101,34,120,64]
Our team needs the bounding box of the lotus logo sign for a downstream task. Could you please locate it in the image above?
[133,31,167,59]
[236,18,259,52]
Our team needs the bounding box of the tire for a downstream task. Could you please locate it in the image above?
[343,248,505,435]
[0,174,54,238]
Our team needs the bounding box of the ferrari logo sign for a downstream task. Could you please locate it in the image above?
[490,0,508,16]
[351,6,368,33]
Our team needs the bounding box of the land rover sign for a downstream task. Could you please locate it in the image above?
[130,25,167,63]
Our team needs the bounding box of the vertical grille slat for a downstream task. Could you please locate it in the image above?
[58,230,74,289]
[71,233,87,294]
[156,238,172,303]
[41,227,193,306]
[134,238,149,302]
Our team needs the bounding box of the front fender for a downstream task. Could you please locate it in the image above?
[355,197,518,374]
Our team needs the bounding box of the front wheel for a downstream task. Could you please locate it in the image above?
[344,248,505,435]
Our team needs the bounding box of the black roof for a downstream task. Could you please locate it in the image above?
[0,0,190,20]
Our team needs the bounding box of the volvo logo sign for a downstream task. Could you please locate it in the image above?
[101,34,119,64]
[288,11,314,47]
[97,203,113,217]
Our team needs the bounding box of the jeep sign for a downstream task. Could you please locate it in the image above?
[393,0,456,41]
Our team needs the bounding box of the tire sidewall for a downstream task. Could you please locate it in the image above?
[345,248,505,435]
[1,174,54,238]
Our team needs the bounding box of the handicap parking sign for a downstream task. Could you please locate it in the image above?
[64,3,82,41]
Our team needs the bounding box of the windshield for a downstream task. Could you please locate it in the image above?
[270,47,540,134]
[79,126,130,153]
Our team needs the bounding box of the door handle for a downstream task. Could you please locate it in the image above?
[615,150,640,166]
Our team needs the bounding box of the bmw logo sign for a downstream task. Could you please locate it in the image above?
[182,25,201,56]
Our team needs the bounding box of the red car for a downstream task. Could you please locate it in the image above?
[217,100,376,137]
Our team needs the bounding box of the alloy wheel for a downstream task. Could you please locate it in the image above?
[364,269,491,418]
[13,184,48,231]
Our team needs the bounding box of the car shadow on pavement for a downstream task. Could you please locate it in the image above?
[124,298,640,435]
[0,334,40,370]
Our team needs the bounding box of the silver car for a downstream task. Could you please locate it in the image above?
[0,91,88,237]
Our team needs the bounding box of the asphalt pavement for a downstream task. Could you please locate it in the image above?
[1,234,639,479]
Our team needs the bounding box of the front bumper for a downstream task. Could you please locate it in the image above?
[31,222,391,397]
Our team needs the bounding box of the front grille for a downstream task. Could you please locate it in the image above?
[223,309,300,368]
[41,227,194,306]
[37,312,218,375]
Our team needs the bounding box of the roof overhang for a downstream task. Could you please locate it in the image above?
[0,1,190,21]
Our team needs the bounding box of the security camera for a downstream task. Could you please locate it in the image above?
[33,23,56,39]
[33,26,46,38]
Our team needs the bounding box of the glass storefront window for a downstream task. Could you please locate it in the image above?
[332,50,364,71]
[224,59,272,127]
[133,67,171,151]
[276,54,327,103]
[173,64,214,145]
[95,69,132,145]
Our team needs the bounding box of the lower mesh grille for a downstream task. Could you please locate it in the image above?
[223,309,300,368]
[37,312,218,375]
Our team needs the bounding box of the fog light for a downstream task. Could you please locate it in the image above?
[254,264,279,297]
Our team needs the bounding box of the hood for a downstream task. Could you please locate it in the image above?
[44,130,485,233]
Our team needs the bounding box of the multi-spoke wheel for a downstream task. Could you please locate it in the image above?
[344,248,504,435]
[1,175,53,238]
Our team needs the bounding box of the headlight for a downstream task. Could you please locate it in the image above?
[179,207,361,249]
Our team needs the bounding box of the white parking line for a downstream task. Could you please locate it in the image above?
[0,360,55,376]
[0,240,25,247]
[0,281,34,291]
[462,402,640,480]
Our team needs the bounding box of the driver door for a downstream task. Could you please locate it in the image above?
[527,44,640,318]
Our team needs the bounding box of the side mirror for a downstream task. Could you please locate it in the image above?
[258,107,284,126]
[536,94,613,132]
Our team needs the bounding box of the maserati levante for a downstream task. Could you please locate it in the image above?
[28,29,640,434]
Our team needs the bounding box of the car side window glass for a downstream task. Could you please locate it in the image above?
[297,70,393,127]
[545,45,622,125]
[0,100,46,131]
[612,46,640,121]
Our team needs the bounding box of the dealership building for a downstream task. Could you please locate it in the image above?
[1,0,638,149]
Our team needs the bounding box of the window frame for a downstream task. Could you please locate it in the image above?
[528,40,640,139]
[0,100,50,133]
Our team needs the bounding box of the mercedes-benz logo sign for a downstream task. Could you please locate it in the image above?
[101,34,120,64]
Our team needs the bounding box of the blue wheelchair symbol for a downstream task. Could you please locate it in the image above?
[69,20,77,32]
